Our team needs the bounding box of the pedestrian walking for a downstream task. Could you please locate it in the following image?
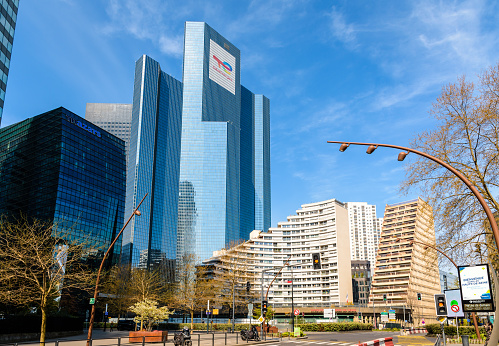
[484,321,492,346]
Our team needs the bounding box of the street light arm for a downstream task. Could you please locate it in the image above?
[327,141,499,255]
[265,255,292,301]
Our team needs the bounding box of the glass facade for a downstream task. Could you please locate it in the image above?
[0,107,126,266]
[0,0,18,125]
[178,22,271,262]
[85,103,132,167]
[122,55,182,279]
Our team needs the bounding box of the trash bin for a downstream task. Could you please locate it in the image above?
[461,335,469,346]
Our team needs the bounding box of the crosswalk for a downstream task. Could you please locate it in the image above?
[263,341,402,346]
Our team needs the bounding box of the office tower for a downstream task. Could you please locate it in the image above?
[351,260,371,305]
[370,198,441,325]
[85,103,132,165]
[0,0,18,125]
[177,22,270,262]
[0,107,126,265]
[346,202,381,272]
[122,55,182,278]
[206,198,352,308]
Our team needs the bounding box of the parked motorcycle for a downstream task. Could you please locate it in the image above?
[174,327,192,346]
[241,325,260,341]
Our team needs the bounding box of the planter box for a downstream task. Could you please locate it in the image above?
[129,330,168,343]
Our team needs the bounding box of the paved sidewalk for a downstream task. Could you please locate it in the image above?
[1,330,281,346]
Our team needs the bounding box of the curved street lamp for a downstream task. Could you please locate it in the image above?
[395,237,481,341]
[86,193,148,346]
[328,141,499,344]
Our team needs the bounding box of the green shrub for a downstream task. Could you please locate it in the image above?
[424,324,484,338]
[297,322,372,332]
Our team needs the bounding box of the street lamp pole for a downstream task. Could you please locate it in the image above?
[86,193,148,346]
[329,140,499,344]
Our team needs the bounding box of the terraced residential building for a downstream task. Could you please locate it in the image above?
[205,198,353,309]
[369,198,440,324]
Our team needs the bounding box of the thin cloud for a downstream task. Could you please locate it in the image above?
[327,7,357,47]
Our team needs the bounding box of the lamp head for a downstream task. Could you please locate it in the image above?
[366,145,377,154]
[398,152,409,161]
[339,143,350,152]
[134,210,141,216]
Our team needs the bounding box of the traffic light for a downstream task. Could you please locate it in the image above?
[262,300,268,314]
[417,293,422,300]
[383,294,387,301]
[434,294,447,316]
[246,281,251,293]
[312,253,321,270]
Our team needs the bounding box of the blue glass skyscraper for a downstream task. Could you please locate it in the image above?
[177,22,271,261]
[122,55,182,277]
[0,0,19,125]
[122,22,270,268]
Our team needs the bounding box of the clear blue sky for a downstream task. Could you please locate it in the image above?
[3,0,499,228]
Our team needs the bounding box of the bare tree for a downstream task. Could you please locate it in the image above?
[401,62,499,268]
[213,241,257,323]
[170,254,216,328]
[100,264,133,322]
[0,216,95,346]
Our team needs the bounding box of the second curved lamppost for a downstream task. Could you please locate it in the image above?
[328,141,499,344]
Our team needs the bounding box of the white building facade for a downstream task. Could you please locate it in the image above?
[345,202,382,274]
[208,198,353,308]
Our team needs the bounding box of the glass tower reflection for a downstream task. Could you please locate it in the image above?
[178,22,271,262]
[123,55,182,279]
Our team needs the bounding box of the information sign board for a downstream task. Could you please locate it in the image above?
[381,311,388,322]
[458,264,495,312]
[389,309,396,321]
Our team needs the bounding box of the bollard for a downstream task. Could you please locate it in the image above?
[55,341,59,346]
[461,335,469,346]
[225,332,227,345]
[89,340,93,346]
[212,332,215,346]
[142,336,146,346]
[118,337,121,346]
[198,334,201,346]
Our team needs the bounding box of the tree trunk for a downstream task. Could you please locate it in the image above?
[190,310,194,330]
[40,304,47,346]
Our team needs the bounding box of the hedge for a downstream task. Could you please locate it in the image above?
[425,324,485,338]
[296,322,373,332]
[0,315,83,334]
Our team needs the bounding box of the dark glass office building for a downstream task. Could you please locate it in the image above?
[0,107,126,265]
[122,55,183,277]
[0,0,19,125]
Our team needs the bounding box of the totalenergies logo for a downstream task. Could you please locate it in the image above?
[213,55,232,74]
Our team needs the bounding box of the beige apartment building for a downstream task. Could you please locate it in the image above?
[369,198,441,325]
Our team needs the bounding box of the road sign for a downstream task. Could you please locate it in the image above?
[258,316,264,323]
[213,309,219,315]
[89,298,95,305]
[294,309,300,316]
[381,311,388,322]
[445,289,464,318]
[422,319,425,325]
[389,309,396,321]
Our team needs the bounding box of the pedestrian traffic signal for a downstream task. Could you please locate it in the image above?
[246,281,251,292]
[312,253,321,270]
[434,294,447,316]
[262,300,268,314]
[383,294,387,301]
[417,293,422,300]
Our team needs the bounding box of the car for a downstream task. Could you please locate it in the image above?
[117,319,136,331]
